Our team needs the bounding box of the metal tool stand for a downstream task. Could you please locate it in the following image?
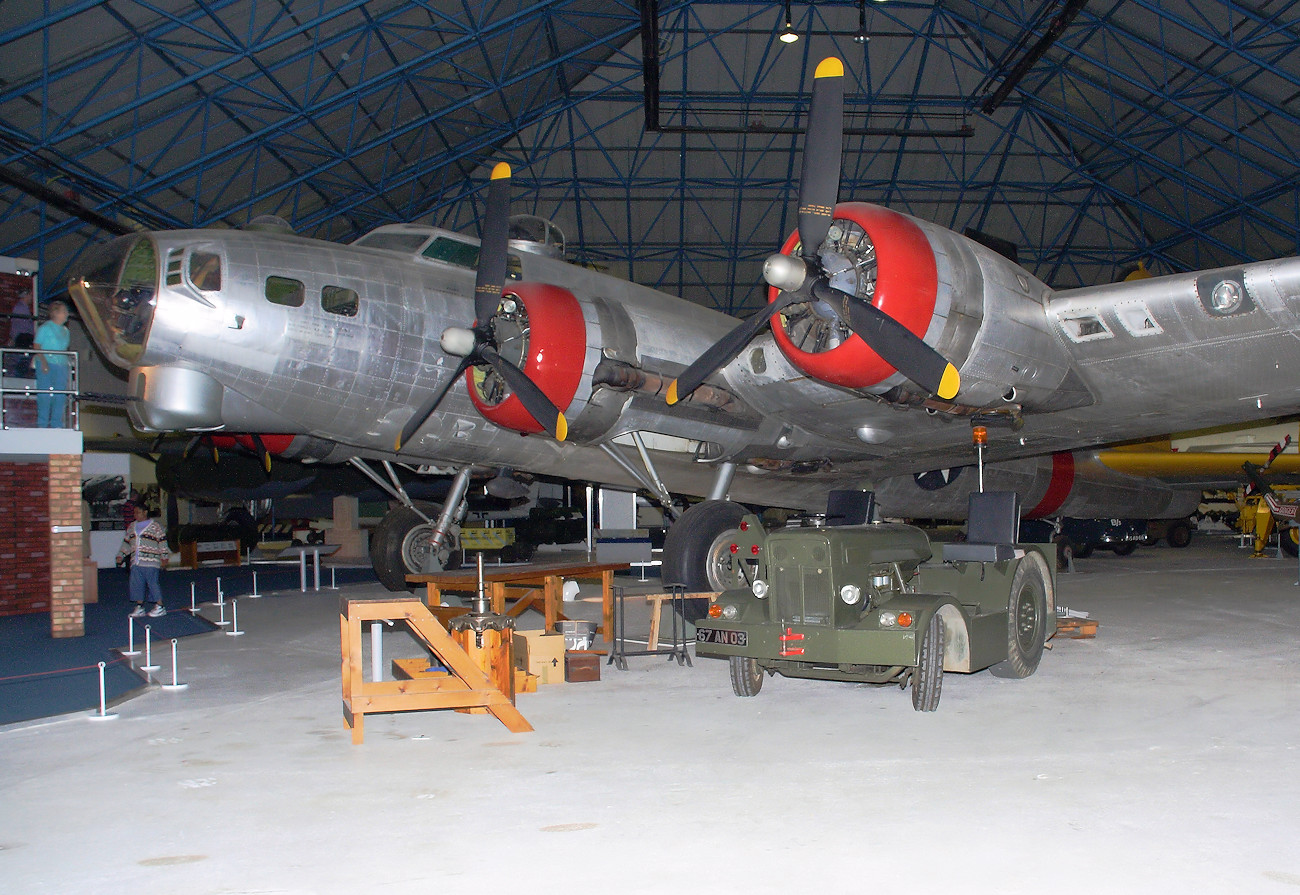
[608,584,692,670]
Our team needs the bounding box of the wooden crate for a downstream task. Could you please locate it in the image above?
[1055,617,1099,639]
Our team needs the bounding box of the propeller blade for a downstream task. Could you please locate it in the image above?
[148,432,166,454]
[474,162,512,326]
[394,356,474,452]
[797,58,845,260]
[814,281,960,400]
[479,346,568,441]
[183,434,217,463]
[666,290,805,405]
[250,433,273,474]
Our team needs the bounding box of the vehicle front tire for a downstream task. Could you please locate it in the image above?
[1111,541,1138,556]
[989,553,1050,679]
[911,612,944,712]
[661,500,749,622]
[1166,521,1193,548]
[729,656,764,697]
[369,505,461,592]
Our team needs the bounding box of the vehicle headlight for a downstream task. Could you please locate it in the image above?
[721,604,739,620]
[839,583,861,605]
[752,579,769,598]
[878,610,897,627]
[870,572,891,589]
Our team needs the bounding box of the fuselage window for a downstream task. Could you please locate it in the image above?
[189,251,222,291]
[266,276,305,307]
[354,232,429,254]
[322,285,359,317]
[421,237,523,281]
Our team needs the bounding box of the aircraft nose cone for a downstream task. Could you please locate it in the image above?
[67,234,160,369]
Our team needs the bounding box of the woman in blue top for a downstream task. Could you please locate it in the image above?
[34,299,71,428]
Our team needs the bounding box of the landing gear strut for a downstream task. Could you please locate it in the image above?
[355,461,473,591]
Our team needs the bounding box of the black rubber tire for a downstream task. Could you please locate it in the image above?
[1166,522,1193,549]
[911,612,944,712]
[729,656,764,697]
[661,500,748,622]
[1111,541,1138,556]
[990,553,1050,679]
[1281,526,1300,558]
[369,505,460,592]
[1071,542,1094,559]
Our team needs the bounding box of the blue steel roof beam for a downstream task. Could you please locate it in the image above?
[17,5,643,247]
[998,33,1300,242]
[4,1,571,172]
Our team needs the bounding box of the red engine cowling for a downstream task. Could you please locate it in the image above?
[466,282,587,435]
[768,202,941,390]
[209,434,297,455]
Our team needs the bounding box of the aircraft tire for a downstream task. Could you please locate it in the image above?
[989,552,1050,679]
[729,656,764,697]
[910,612,944,712]
[661,500,749,623]
[369,505,461,592]
[1281,526,1299,558]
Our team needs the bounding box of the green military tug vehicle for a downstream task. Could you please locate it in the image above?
[693,490,1056,712]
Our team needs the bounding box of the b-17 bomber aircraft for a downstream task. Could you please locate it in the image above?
[68,57,1300,594]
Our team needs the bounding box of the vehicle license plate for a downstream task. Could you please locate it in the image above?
[697,628,747,647]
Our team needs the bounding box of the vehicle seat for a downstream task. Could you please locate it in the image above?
[826,490,875,526]
[942,491,1020,563]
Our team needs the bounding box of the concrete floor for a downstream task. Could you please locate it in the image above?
[3,536,1299,893]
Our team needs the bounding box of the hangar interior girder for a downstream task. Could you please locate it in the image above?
[2,0,1299,316]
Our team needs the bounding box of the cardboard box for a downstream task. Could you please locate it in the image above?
[565,651,601,683]
[514,629,566,685]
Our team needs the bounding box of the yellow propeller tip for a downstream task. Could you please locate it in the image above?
[937,364,961,401]
[491,162,511,180]
[393,437,403,452]
[815,57,844,79]
[555,414,568,442]
[665,381,680,406]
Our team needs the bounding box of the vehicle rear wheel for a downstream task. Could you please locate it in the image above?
[1111,541,1138,556]
[990,553,1050,679]
[911,612,944,712]
[729,656,764,697]
[369,505,461,591]
[1281,526,1300,558]
[1166,521,1193,548]
[662,500,749,622]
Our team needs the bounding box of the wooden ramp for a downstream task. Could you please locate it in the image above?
[340,597,532,744]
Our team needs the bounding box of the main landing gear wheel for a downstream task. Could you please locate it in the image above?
[911,612,944,712]
[661,500,749,623]
[990,553,1050,679]
[729,656,764,697]
[369,505,461,592]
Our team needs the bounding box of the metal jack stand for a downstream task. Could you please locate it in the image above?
[608,584,692,670]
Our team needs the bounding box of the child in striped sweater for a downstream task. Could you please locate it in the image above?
[116,503,170,617]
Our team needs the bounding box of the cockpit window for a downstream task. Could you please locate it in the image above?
[322,285,359,317]
[189,251,222,291]
[422,237,479,269]
[353,232,429,254]
[265,276,305,307]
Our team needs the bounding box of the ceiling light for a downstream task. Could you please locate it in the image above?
[779,1,799,43]
[854,0,868,43]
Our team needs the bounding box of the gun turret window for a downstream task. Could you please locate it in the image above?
[322,285,359,317]
[265,276,305,307]
[189,251,222,291]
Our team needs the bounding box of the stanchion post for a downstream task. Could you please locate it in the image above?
[226,599,245,636]
[248,570,262,598]
[300,551,307,592]
[88,661,118,720]
[161,639,189,691]
[188,582,199,614]
[313,549,320,591]
[122,616,141,656]
[141,624,160,672]
[214,597,231,627]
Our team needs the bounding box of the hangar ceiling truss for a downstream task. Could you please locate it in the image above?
[2,1,1299,315]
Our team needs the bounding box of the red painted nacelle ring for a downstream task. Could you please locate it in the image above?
[467,282,587,435]
[209,434,296,454]
[768,202,939,390]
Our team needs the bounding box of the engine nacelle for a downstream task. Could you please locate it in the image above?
[466,282,588,435]
[768,202,1090,412]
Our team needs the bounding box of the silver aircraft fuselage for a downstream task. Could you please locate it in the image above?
[68,212,1300,517]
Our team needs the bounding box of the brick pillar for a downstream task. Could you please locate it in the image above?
[0,461,51,617]
[48,454,84,638]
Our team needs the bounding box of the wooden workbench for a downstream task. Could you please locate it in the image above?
[407,559,630,638]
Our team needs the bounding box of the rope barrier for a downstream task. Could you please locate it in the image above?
[0,653,130,684]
